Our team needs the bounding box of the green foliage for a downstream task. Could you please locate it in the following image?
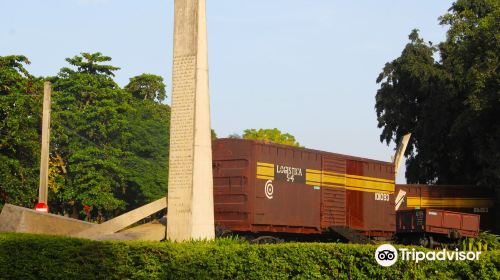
[0,55,33,94]
[376,30,449,183]
[375,1,500,191]
[243,128,302,147]
[0,52,170,219]
[0,233,499,279]
[119,99,170,209]
[47,52,170,219]
[473,231,500,251]
[0,56,43,210]
[48,52,131,218]
[62,52,120,77]
[125,73,167,103]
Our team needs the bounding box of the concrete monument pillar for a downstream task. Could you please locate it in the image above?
[38,82,52,204]
[167,0,215,241]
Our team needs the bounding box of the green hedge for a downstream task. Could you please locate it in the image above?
[0,233,498,279]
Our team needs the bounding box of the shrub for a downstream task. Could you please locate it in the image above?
[0,233,498,279]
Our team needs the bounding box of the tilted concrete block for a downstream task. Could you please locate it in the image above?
[0,204,95,236]
[75,197,167,240]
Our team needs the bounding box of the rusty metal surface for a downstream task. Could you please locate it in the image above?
[321,156,347,228]
[213,140,253,231]
[252,142,321,231]
[395,184,496,231]
[213,139,396,236]
[396,209,480,238]
[345,160,395,234]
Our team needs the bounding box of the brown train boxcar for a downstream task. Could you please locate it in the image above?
[395,184,496,231]
[212,138,396,242]
[396,209,480,248]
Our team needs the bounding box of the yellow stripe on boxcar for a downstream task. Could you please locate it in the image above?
[256,162,275,179]
[346,177,394,193]
[407,197,495,208]
[346,174,395,184]
[306,169,322,184]
[257,163,395,194]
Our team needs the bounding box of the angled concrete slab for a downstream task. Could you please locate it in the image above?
[0,204,95,236]
[75,197,167,240]
[96,221,166,241]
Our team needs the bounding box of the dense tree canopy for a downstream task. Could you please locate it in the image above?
[0,53,169,220]
[0,56,43,208]
[122,75,170,209]
[242,128,302,147]
[375,0,499,189]
[125,73,167,102]
[49,53,132,218]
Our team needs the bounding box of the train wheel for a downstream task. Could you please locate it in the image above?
[250,236,284,244]
[449,230,461,240]
[418,236,429,248]
[428,236,438,249]
[449,242,460,250]
[215,225,232,238]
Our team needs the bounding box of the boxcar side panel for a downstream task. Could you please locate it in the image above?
[213,140,254,231]
[253,143,322,231]
[396,209,425,233]
[320,155,347,228]
[346,160,364,229]
[462,215,480,232]
[425,209,480,237]
[365,161,395,233]
[345,160,395,233]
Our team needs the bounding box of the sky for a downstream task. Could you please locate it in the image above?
[0,0,454,183]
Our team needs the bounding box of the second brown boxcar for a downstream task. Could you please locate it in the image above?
[395,184,496,231]
[213,138,396,243]
[396,209,480,248]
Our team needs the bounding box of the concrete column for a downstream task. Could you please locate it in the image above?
[38,82,52,204]
[167,0,215,241]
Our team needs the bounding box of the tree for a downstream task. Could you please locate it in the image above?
[125,74,167,103]
[375,0,499,191]
[49,52,130,219]
[0,56,43,210]
[119,95,170,210]
[376,30,450,183]
[0,52,171,221]
[242,128,302,147]
[62,52,120,77]
[49,53,172,220]
[438,0,500,188]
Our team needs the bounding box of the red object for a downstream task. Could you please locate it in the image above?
[83,205,92,213]
[35,202,49,213]
[396,209,480,238]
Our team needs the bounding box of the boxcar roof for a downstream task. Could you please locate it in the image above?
[215,138,393,166]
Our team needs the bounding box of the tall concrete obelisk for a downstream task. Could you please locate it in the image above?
[167,0,215,241]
